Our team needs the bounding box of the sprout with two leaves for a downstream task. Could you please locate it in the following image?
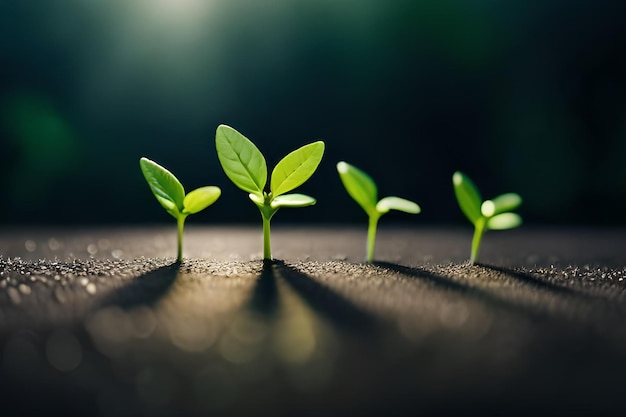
[140,157,221,262]
[452,171,522,264]
[215,124,324,261]
[337,162,421,263]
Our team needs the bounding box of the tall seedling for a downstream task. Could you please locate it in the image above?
[215,125,324,261]
[453,171,522,264]
[140,157,221,262]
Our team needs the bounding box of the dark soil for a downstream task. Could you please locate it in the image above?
[0,225,625,417]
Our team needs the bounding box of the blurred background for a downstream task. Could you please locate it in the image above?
[0,0,625,226]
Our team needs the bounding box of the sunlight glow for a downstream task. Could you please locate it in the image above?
[150,0,210,22]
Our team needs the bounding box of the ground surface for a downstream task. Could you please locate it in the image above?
[1,225,626,417]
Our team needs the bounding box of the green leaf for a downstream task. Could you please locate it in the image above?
[376,196,421,214]
[486,213,522,230]
[337,161,378,215]
[215,124,267,195]
[270,193,316,208]
[183,186,221,214]
[271,141,325,197]
[452,171,482,224]
[481,193,522,217]
[248,192,265,206]
[140,157,184,218]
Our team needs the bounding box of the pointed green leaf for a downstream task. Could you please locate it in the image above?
[215,124,267,195]
[337,161,378,215]
[481,193,522,217]
[486,213,522,230]
[270,141,325,197]
[183,186,221,214]
[452,171,482,224]
[270,193,316,208]
[140,157,184,218]
[376,196,421,214]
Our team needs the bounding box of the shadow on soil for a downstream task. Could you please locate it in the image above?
[375,261,547,319]
[248,260,381,337]
[479,263,594,299]
[99,262,180,310]
[248,260,280,317]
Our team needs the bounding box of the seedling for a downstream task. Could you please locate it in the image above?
[215,124,324,261]
[140,157,221,262]
[337,161,421,263]
[452,171,522,264]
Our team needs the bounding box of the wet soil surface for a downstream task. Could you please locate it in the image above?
[0,226,625,417]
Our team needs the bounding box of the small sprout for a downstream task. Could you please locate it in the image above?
[140,157,221,262]
[452,171,522,264]
[215,124,324,261]
[337,161,420,263]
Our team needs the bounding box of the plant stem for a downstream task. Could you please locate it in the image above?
[367,214,380,263]
[470,217,486,265]
[262,214,272,261]
[176,215,187,262]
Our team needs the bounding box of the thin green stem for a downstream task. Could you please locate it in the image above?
[367,214,380,263]
[176,215,187,262]
[262,214,272,261]
[470,217,486,265]
[257,196,277,262]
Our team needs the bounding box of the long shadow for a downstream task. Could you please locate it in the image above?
[374,261,548,320]
[246,260,280,317]
[273,259,381,337]
[479,263,596,300]
[99,262,180,310]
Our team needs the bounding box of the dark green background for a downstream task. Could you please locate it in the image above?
[1,0,625,225]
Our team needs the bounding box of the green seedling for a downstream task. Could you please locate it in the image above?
[337,161,421,263]
[140,157,221,262]
[452,171,522,264]
[215,124,324,261]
